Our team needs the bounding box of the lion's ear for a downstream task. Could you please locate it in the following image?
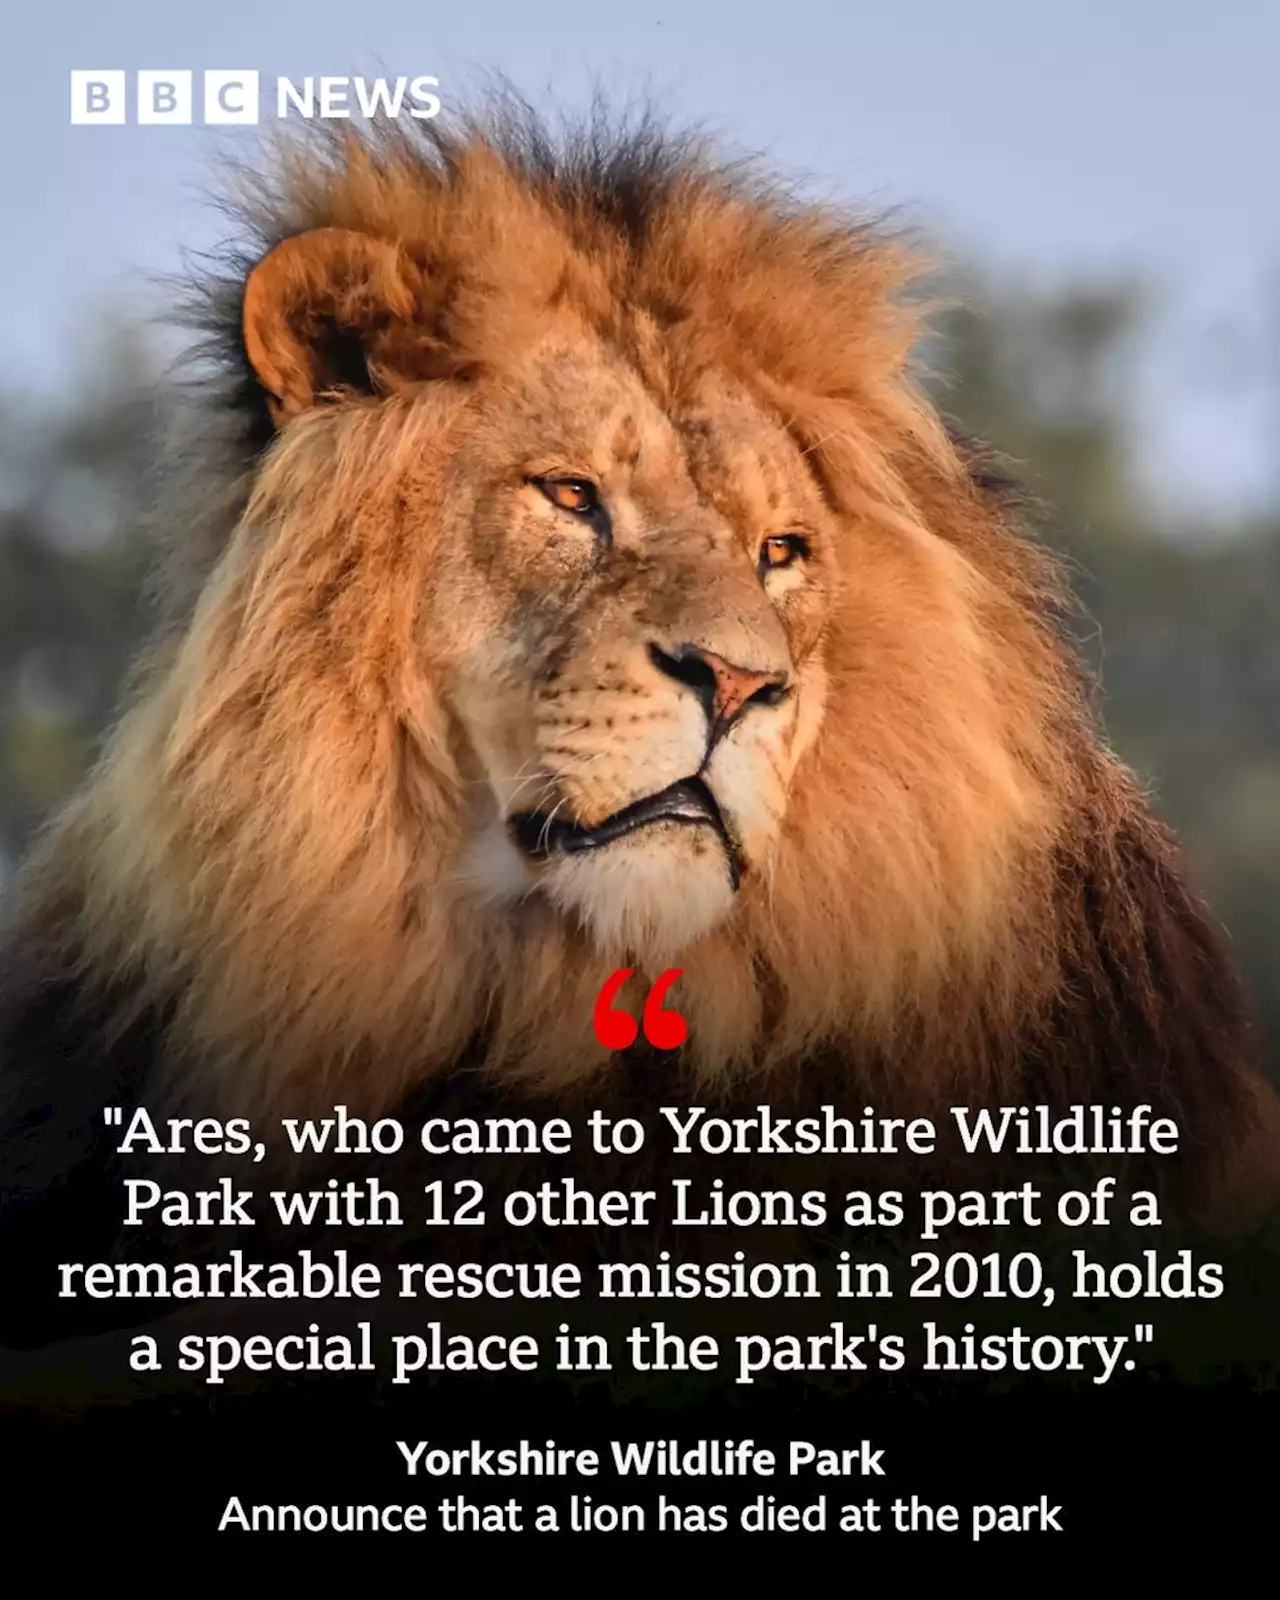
[242,227,425,426]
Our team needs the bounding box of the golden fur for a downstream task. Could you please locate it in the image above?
[4,99,1278,1227]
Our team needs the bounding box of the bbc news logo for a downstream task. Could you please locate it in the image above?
[69,71,442,125]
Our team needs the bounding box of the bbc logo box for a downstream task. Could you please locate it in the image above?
[69,71,127,124]
[70,70,262,125]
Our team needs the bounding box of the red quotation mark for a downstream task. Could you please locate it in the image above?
[593,968,687,1050]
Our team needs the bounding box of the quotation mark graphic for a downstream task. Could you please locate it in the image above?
[593,968,687,1050]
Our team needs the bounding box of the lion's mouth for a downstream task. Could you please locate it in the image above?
[510,776,742,889]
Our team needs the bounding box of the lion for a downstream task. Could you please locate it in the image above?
[2,95,1278,1271]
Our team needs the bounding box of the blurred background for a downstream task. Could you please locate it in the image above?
[2,3,1278,1072]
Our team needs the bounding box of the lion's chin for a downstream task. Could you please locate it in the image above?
[540,824,738,965]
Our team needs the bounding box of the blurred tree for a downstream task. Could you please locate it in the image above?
[0,322,157,874]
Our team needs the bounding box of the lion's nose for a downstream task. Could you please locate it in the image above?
[648,642,791,742]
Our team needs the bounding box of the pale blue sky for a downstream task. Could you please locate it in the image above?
[5,1,1280,518]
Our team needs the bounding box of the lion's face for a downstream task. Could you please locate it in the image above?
[430,333,831,961]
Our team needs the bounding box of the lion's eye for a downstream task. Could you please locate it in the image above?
[534,478,600,516]
[760,534,809,572]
